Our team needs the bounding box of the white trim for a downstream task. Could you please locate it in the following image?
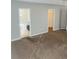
[11,37,23,42]
[53,28,60,31]
[30,31,48,37]
[12,31,48,41]
[60,28,66,30]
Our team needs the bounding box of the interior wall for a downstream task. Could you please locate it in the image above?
[30,6,48,36]
[53,9,60,30]
[11,0,61,40]
[60,6,67,29]
[11,0,20,40]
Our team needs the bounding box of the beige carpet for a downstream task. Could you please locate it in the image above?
[11,30,67,59]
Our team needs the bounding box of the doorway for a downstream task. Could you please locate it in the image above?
[48,9,55,32]
[19,8,31,37]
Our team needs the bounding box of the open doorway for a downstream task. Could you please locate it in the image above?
[19,8,31,37]
[48,9,55,32]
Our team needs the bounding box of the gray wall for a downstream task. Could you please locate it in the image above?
[31,6,48,36]
[11,0,20,39]
[60,6,67,29]
[11,0,61,40]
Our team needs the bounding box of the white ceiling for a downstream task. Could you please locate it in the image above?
[17,0,67,6]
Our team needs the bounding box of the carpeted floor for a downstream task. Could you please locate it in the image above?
[11,30,67,59]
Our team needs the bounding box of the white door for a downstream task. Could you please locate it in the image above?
[19,8,31,37]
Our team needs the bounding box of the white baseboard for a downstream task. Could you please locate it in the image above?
[60,28,66,30]
[30,31,48,37]
[53,28,60,31]
[11,37,23,42]
[11,31,48,41]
